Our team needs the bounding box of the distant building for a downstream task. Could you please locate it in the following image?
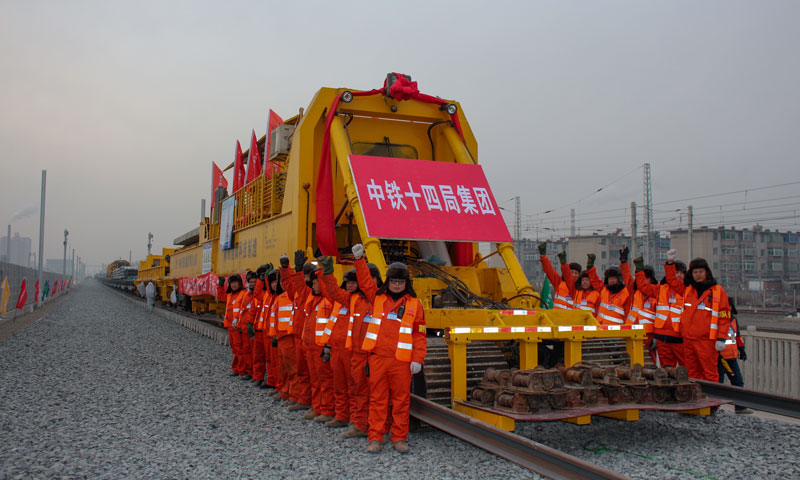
[0,233,32,266]
[45,259,68,275]
[670,225,800,293]
[567,231,670,277]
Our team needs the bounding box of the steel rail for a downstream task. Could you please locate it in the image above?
[695,380,800,419]
[410,394,631,480]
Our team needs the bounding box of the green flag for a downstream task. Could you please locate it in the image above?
[541,277,554,309]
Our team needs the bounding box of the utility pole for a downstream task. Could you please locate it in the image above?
[37,170,46,306]
[71,248,75,284]
[570,208,576,237]
[630,202,637,260]
[688,205,694,261]
[129,250,132,263]
[643,163,654,265]
[5,224,10,264]
[147,232,153,256]
[62,229,69,282]
[513,196,521,252]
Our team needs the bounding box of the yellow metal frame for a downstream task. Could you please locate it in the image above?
[445,309,646,428]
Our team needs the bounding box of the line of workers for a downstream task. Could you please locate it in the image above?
[216,244,426,453]
[539,244,750,412]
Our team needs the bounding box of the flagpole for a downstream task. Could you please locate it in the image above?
[37,170,46,307]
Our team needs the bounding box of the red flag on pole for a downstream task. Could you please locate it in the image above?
[34,279,39,304]
[263,109,284,179]
[232,140,245,192]
[16,278,27,309]
[211,162,228,215]
[244,130,262,184]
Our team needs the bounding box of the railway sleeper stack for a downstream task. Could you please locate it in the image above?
[470,363,705,415]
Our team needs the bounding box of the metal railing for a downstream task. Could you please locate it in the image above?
[741,328,800,399]
[231,173,286,232]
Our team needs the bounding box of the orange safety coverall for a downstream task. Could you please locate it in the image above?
[259,287,280,389]
[665,263,731,381]
[218,285,247,375]
[721,317,745,361]
[305,292,335,417]
[539,256,573,309]
[562,267,599,315]
[238,288,259,377]
[587,266,632,325]
[322,272,373,433]
[281,267,313,407]
[270,290,294,400]
[252,280,269,383]
[635,272,685,367]
[318,271,356,424]
[355,258,427,444]
[622,263,657,364]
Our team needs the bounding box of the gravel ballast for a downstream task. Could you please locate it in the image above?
[3,280,798,479]
[0,281,535,479]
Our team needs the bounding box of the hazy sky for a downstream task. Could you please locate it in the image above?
[2,1,799,271]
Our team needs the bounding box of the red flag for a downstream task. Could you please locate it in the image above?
[232,140,245,192]
[34,279,39,303]
[263,109,284,179]
[16,278,27,309]
[245,130,262,184]
[211,162,228,214]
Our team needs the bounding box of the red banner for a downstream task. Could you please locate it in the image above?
[233,140,245,192]
[179,272,220,297]
[245,130,261,184]
[349,155,511,242]
[263,109,283,179]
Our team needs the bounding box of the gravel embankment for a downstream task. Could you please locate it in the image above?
[515,392,800,479]
[0,281,536,479]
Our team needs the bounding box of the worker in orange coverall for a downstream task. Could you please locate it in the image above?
[268,265,298,404]
[278,252,320,416]
[633,256,687,367]
[586,249,631,326]
[217,274,247,377]
[664,249,732,381]
[259,267,282,391]
[317,258,384,438]
[622,256,659,364]
[352,243,426,454]
[250,264,273,388]
[537,242,582,310]
[237,271,258,380]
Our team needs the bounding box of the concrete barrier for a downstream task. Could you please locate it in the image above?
[112,289,229,346]
[741,328,800,399]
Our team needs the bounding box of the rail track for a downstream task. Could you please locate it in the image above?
[410,394,630,480]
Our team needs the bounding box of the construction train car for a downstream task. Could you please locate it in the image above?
[133,249,176,304]
[105,260,138,290]
[136,74,669,426]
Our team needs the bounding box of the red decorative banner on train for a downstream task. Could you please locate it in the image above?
[179,272,219,297]
[349,155,511,242]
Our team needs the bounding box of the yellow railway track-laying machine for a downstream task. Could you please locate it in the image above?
[138,74,647,429]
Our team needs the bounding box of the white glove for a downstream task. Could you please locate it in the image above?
[352,243,365,260]
[715,340,725,352]
[666,249,677,262]
[410,361,422,375]
[232,318,239,328]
